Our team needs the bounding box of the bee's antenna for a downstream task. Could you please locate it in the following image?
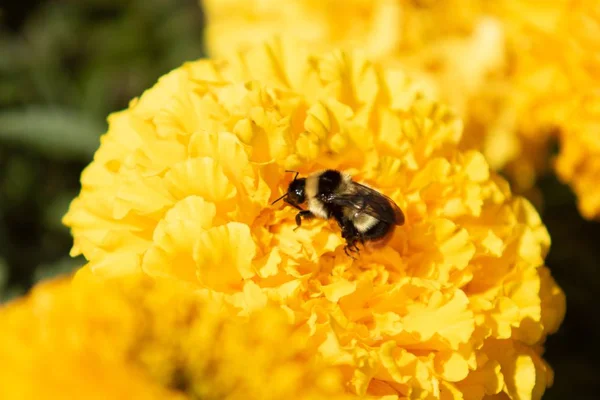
[271,192,288,205]
[285,170,299,181]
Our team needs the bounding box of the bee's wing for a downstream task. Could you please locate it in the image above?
[328,183,405,226]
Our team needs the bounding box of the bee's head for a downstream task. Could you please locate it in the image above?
[286,177,306,205]
[271,171,306,207]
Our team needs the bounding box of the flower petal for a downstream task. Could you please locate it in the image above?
[194,222,257,291]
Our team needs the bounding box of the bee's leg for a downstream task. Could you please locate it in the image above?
[357,234,365,249]
[284,198,303,211]
[294,210,315,231]
[344,246,355,259]
[341,224,354,240]
[344,230,361,254]
[338,218,356,240]
[343,232,361,259]
[336,219,360,257]
[344,243,358,260]
[330,208,346,230]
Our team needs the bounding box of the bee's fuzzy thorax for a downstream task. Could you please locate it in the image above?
[305,173,320,199]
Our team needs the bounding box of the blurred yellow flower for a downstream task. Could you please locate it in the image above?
[201,0,512,179]
[203,0,484,62]
[0,274,349,400]
[555,92,600,219]
[63,39,565,398]
[201,0,600,216]
[495,0,600,218]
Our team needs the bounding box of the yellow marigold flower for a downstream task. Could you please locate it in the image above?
[555,92,600,219]
[201,0,506,131]
[201,0,600,210]
[63,40,565,399]
[0,274,349,400]
[493,0,600,217]
[203,0,484,61]
[201,0,512,177]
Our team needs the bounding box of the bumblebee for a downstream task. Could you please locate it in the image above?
[272,169,405,256]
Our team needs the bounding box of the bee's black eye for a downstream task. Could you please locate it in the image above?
[287,178,306,204]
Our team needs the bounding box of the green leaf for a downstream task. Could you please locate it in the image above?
[0,106,104,160]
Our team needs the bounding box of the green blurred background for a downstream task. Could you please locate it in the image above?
[0,0,205,298]
[0,1,598,398]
